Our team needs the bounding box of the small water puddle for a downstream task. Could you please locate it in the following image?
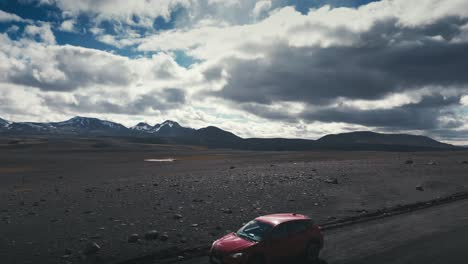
[144,158,176,162]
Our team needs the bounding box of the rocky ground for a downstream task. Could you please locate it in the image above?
[0,137,467,264]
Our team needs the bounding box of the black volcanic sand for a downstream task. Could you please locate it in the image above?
[0,138,467,264]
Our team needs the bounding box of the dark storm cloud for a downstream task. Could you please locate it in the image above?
[205,17,468,131]
[301,95,463,130]
[162,88,186,103]
[428,128,468,144]
[8,47,133,91]
[209,17,468,106]
[240,103,299,122]
[43,89,186,115]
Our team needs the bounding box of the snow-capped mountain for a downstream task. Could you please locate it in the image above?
[130,120,195,137]
[153,120,178,131]
[0,116,130,135]
[6,121,56,133]
[0,116,458,151]
[0,118,11,128]
[131,122,153,132]
[53,116,128,132]
[153,120,194,137]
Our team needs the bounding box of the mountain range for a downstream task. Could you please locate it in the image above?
[0,116,460,151]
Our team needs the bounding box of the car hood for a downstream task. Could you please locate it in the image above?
[213,232,256,254]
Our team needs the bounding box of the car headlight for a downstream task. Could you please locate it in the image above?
[230,252,244,259]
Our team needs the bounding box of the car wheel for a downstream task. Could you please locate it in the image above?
[305,242,320,263]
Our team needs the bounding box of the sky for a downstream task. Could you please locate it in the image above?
[0,0,467,144]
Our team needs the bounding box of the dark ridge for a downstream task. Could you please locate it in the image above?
[0,116,459,151]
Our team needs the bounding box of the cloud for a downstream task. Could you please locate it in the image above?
[462,95,468,106]
[1,0,468,144]
[181,1,468,134]
[24,23,56,44]
[2,42,133,91]
[42,88,187,115]
[301,94,464,130]
[43,0,191,27]
[252,1,272,20]
[137,0,468,58]
[0,10,25,22]
[59,19,76,32]
[210,37,468,105]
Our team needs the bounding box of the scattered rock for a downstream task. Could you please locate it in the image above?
[159,233,169,241]
[427,161,437,166]
[229,166,236,170]
[144,230,159,240]
[191,224,199,227]
[128,234,139,243]
[405,160,414,165]
[90,234,102,239]
[83,242,100,255]
[173,214,183,220]
[180,238,187,243]
[416,185,424,191]
[324,178,339,184]
[221,208,232,214]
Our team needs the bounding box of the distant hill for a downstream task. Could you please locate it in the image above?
[0,117,11,127]
[0,116,459,151]
[317,131,455,150]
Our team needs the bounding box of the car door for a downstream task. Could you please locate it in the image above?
[266,223,291,263]
[285,220,312,257]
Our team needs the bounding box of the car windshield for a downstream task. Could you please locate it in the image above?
[236,220,273,242]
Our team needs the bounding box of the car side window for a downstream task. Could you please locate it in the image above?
[270,223,288,239]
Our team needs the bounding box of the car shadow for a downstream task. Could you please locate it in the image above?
[254,258,329,264]
[288,258,329,264]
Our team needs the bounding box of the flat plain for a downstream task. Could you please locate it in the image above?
[0,137,467,264]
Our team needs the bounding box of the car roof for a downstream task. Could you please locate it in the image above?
[255,213,310,226]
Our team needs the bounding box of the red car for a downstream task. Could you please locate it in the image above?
[210,213,324,264]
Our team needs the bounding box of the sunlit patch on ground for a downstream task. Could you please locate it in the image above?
[144,154,229,162]
[144,158,176,162]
